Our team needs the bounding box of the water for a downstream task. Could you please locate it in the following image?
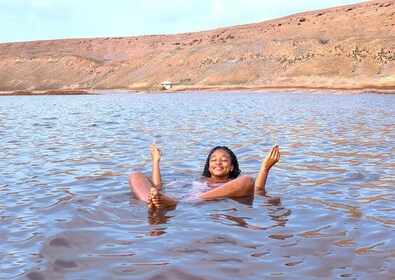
[1,92,394,279]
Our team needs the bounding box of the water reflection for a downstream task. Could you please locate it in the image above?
[147,206,176,227]
[207,194,291,231]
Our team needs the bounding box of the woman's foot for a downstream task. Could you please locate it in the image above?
[148,188,163,209]
[147,188,156,209]
[147,188,177,210]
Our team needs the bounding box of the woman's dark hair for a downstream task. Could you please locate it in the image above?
[202,146,241,179]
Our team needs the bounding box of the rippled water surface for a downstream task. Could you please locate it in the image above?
[1,92,394,279]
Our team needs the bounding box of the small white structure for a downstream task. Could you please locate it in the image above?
[161,81,174,90]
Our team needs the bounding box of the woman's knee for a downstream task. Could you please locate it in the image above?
[239,176,255,190]
[237,175,254,183]
[129,171,147,184]
[129,171,149,187]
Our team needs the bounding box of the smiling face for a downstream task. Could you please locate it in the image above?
[208,149,234,181]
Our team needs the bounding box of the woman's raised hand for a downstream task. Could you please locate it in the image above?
[262,144,280,171]
[151,140,163,162]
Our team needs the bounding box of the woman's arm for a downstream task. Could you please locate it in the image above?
[255,144,280,190]
[198,176,255,199]
[151,140,163,189]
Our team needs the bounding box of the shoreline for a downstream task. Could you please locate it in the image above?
[1,85,394,95]
[154,84,395,94]
[0,89,92,96]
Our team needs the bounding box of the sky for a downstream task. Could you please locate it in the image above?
[0,0,367,43]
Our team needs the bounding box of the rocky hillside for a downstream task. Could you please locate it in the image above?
[0,0,394,93]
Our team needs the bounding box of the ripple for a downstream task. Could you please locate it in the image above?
[1,92,394,279]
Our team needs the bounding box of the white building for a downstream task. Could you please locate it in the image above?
[161,81,174,90]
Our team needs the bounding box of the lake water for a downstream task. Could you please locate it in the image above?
[1,92,394,279]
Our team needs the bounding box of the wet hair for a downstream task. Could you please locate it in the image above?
[202,146,241,179]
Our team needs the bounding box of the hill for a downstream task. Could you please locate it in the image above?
[0,0,394,94]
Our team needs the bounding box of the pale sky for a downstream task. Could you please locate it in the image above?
[0,0,367,43]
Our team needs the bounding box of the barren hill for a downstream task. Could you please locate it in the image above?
[0,0,394,93]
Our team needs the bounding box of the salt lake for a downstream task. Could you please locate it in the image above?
[1,92,394,279]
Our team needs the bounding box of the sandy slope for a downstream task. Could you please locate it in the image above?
[0,0,394,94]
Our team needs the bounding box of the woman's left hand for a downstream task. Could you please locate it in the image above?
[262,144,280,171]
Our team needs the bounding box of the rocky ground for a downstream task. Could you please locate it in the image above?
[0,0,394,94]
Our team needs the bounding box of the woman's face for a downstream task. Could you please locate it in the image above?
[208,149,233,180]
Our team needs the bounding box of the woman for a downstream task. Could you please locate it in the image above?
[129,141,280,209]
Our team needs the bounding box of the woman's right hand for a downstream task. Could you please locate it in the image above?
[151,140,163,162]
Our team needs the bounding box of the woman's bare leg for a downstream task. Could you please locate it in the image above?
[129,172,177,209]
[129,171,156,201]
[198,176,255,199]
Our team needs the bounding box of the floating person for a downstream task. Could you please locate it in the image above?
[129,141,280,210]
